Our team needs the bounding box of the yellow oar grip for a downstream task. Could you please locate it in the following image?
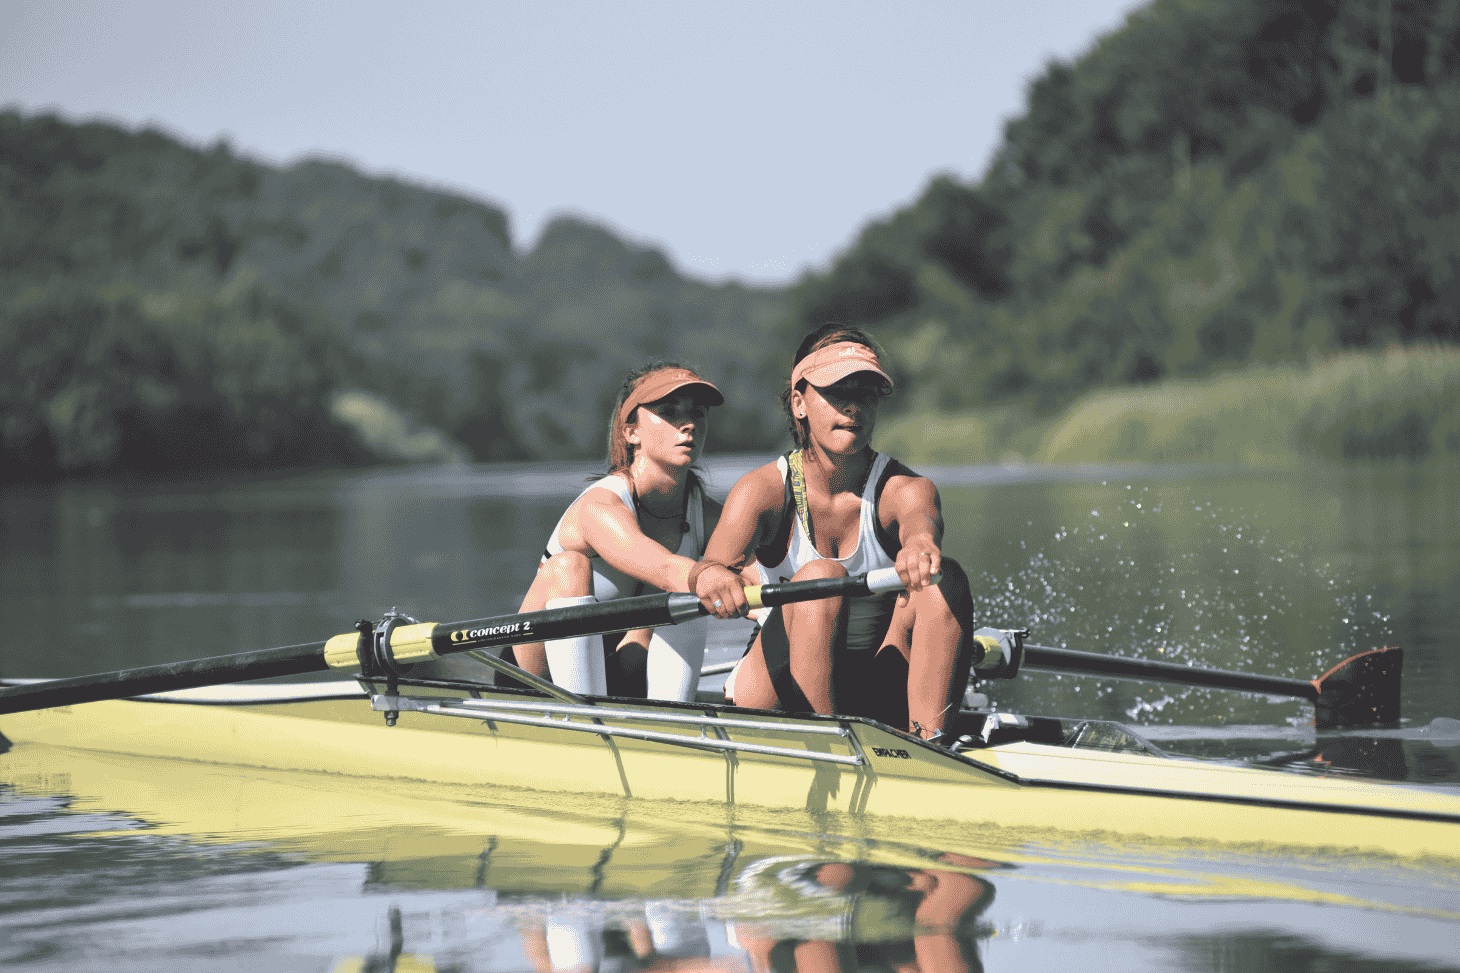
[744,586,765,611]
[322,622,439,669]
[973,634,1005,670]
[323,633,361,669]
[389,622,439,663]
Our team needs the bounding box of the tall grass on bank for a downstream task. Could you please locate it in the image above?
[874,405,1046,465]
[877,346,1460,466]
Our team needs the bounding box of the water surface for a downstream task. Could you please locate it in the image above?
[3,459,1458,970]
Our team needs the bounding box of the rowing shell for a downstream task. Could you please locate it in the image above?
[3,674,1457,865]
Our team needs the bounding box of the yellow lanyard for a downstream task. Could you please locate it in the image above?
[787,449,815,549]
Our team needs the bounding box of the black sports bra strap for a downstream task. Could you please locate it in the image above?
[754,451,797,570]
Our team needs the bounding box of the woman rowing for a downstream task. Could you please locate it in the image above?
[691,326,977,744]
[506,362,732,702]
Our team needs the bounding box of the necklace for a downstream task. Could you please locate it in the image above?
[631,478,690,533]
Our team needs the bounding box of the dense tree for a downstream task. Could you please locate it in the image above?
[0,288,362,480]
[7,0,1460,480]
[0,111,791,479]
[786,0,1460,413]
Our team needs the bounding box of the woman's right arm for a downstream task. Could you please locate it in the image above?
[693,464,782,619]
[573,488,697,593]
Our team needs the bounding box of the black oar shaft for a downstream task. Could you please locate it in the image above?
[1021,643,1319,701]
[0,572,899,716]
[0,594,698,715]
[427,592,703,658]
[0,641,331,714]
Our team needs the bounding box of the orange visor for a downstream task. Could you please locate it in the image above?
[790,341,893,390]
[617,367,724,426]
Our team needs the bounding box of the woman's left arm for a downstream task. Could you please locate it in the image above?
[881,474,945,595]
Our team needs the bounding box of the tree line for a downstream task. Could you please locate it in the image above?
[0,111,791,480]
[4,0,1458,480]
[790,0,1460,415]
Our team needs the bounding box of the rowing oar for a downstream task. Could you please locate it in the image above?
[0,568,916,716]
[1016,641,1402,731]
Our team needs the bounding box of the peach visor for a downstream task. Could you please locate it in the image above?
[617,367,724,426]
[790,341,893,389]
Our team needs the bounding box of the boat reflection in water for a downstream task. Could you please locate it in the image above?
[3,744,1457,972]
[355,843,1001,973]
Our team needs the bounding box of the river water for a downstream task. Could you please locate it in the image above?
[2,457,1458,971]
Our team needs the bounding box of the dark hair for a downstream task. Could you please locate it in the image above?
[600,359,706,488]
[781,325,890,449]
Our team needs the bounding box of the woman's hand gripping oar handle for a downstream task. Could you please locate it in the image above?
[740,566,932,611]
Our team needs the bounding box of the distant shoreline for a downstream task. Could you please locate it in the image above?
[877,345,1460,468]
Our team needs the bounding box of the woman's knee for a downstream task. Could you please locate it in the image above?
[908,557,970,627]
[792,558,848,582]
[729,643,776,708]
[785,559,848,625]
[539,550,592,592]
[933,557,972,624]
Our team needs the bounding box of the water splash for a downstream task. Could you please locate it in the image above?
[969,480,1394,726]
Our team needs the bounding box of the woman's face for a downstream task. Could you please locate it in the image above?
[626,391,710,468]
[795,373,884,455]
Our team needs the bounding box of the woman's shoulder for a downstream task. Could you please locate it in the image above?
[874,456,940,518]
[729,460,789,502]
[877,454,926,488]
[567,473,635,521]
[588,471,635,501]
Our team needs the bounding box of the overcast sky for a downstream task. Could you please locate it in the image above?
[2,0,1145,284]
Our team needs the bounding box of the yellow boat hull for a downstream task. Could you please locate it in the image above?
[4,680,1458,865]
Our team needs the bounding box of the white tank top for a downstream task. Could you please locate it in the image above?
[543,474,707,601]
[756,452,899,649]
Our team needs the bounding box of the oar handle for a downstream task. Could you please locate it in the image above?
[697,568,934,678]
[744,566,921,610]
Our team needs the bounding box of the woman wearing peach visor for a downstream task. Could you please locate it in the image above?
[690,327,977,744]
[507,361,734,702]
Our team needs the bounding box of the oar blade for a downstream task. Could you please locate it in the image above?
[1313,645,1403,730]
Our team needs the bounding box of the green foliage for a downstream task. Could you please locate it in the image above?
[873,403,1043,466]
[1036,345,1460,465]
[881,346,1460,467]
[8,0,1460,479]
[1307,85,1460,345]
[0,111,793,479]
[0,286,365,481]
[787,0,1460,422]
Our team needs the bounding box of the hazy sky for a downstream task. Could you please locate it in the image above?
[2,0,1145,284]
